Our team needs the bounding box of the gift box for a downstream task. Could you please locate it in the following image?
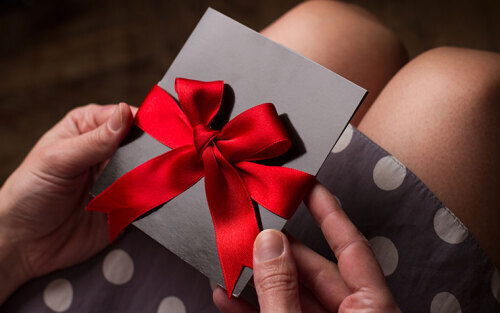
[90,8,366,297]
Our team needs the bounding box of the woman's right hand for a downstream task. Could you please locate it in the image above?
[213,182,401,313]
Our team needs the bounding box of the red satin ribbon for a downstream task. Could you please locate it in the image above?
[87,78,315,297]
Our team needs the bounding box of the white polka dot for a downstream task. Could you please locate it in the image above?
[209,279,219,291]
[430,292,461,313]
[157,296,186,313]
[102,249,134,285]
[433,208,468,244]
[492,268,500,303]
[43,278,73,312]
[373,156,406,191]
[331,124,353,153]
[369,236,398,276]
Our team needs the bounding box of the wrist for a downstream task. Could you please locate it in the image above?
[0,188,29,304]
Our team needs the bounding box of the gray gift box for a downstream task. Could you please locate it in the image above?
[91,8,366,297]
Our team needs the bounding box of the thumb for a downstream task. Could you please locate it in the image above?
[55,102,133,173]
[253,230,301,313]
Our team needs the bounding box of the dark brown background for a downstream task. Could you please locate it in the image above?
[1,0,499,183]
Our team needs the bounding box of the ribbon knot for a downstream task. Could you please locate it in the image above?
[193,124,219,152]
[87,78,315,297]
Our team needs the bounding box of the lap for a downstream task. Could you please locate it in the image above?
[4,3,498,313]
[287,124,499,312]
[262,1,499,266]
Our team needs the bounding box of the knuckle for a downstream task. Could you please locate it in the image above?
[336,234,370,258]
[84,103,100,108]
[342,290,399,312]
[68,103,99,117]
[65,106,84,121]
[89,126,109,147]
[65,104,102,132]
[83,105,100,128]
[38,145,61,165]
[257,266,298,295]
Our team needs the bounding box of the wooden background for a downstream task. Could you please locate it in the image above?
[1,0,499,183]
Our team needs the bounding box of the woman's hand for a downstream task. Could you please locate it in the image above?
[213,183,401,313]
[0,103,134,303]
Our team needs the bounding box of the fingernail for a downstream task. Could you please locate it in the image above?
[108,103,123,132]
[254,230,284,262]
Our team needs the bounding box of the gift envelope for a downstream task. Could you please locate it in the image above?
[91,8,366,297]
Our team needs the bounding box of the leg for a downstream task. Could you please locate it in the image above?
[261,0,408,125]
[358,47,500,266]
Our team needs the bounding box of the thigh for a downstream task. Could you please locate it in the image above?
[358,47,500,266]
[260,0,408,125]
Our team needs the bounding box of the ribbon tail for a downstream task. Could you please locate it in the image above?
[87,145,204,242]
[202,145,259,298]
[235,161,316,219]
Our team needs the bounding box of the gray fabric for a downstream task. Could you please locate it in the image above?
[2,127,498,313]
[286,126,500,313]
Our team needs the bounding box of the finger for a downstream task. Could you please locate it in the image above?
[64,104,117,136]
[213,287,258,313]
[213,283,327,313]
[85,104,137,125]
[290,238,350,310]
[76,104,118,132]
[45,102,134,175]
[253,229,301,313]
[297,284,329,313]
[305,183,388,292]
[50,103,138,138]
[77,103,136,132]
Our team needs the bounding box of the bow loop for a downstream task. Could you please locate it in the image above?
[135,85,193,149]
[235,161,315,218]
[217,103,292,163]
[175,78,224,127]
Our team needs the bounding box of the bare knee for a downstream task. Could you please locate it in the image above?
[359,46,500,265]
[376,46,500,149]
[263,0,408,71]
[262,1,407,124]
[405,47,500,109]
[262,1,408,80]
[361,47,500,142]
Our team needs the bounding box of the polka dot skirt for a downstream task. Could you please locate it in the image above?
[286,125,500,313]
[2,125,498,312]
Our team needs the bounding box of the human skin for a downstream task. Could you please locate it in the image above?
[358,47,500,266]
[0,1,406,305]
[0,103,134,303]
[214,0,500,310]
[266,0,500,268]
[213,183,402,313]
[1,0,498,309]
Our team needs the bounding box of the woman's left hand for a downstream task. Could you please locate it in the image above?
[0,103,134,303]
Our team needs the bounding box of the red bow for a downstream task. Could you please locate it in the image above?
[87,78,315,297]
